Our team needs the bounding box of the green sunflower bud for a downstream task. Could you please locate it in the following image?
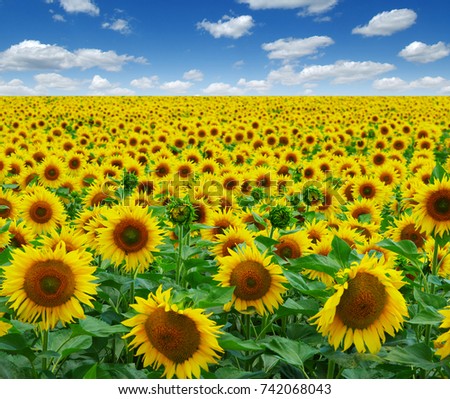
[166,197,196,226]
[268,204,293,229]
[302,185,323,206]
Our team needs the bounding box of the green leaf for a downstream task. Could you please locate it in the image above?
[413,288,448,309]
[384,344,437,370]
[430,163,447,184]
[277,298,319,317]
[254,235,279,249]
[251,211,267,228]
[83,363,98,379]
[194,286,234,309]
[376,239,422,268]
[289,254,341,276]
[0,333,29,351]
[0,220,11,234]
[71,315,128,338]
[0,247,12,266]
[407,307,444,325]
[262,337,318,368]
[60,336,92,358]
[219,333,262,351]
[329,235,352,268]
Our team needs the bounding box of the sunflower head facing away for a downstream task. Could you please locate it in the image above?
[1,242,97,330]
[311,254,408,354]
[214,245,288,315]
[122,285,223,379]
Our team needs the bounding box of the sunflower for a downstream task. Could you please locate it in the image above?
[83,179,113,208]
[412,176,450,237]
[310,254,408,354]
[0,188,19,220]
[214,245,288,315]
[351,176,390,203]
[1,242,97,330]
[388,214,427,250]
[212,226,255,260]
[122,286,223,379]
[97,205,164,273]
[0,314,12,337]
[274,229,312,261]
[18,186,65,235]
[435,307,450,359]
[202,208,245,241]
[6,220,36,249]
[40,226,87,253]
[37,154,67,189]
[345,198,382,225]
[424,239,450,278]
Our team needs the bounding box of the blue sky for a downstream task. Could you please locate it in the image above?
[0,0,449,95]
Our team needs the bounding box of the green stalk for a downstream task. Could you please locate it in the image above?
[41,328,49,372]
[326,359,336,379]
[176,225,184,286]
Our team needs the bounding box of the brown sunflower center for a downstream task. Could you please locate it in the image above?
[336,272,387,330]
[145,308,200,364]
[23,260,75,307]
[275,239,301,260]
[427,190,450,222]
[230,260,272,300]
[45,166,60,181]
[90,192,108,207]
[0,198,12,218]
[360,184,375,198]
[221,238,244,257]
[29,201,53,224]
[400,223,426,249]
[113,219,149,253]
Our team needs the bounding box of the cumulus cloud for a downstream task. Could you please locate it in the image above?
[197,15,254,39]
[0,79,37,95]
[183,69,204,81]
[238,0,338,14]
[262,36,334,61]
[237,78,271,92]
[0,40,147,72]
[202,82,243,95]
[268,60,395,85]
[159,80,193,93]
[102,18,131,34]
[130,76,159,89]
[352,9,417,37]
[58,0,99,16]
[373,76,449,91]
[34,73,80,91]
[398,41,450,63]
[88,74,135,95]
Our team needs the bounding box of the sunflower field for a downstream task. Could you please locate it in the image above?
[0,96,450,380]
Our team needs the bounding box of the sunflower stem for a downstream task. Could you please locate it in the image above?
[176,225,184,286]
[326,359,336,379]
[41,328,49,372]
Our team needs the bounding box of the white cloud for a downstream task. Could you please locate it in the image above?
[0,40,147,72]
[0,79,36,95]
[352,9,417,37]
[202,82,243,95]
[102,18,131,34]
[238,0,338,14]
[88,74,135,95]
[160,80,193,93]
[373,76,449,91]
[58,0,99,16]
[233,60,245,69]
[130,76,159,89]
[268,60,395,85]
[398,41,450,63]
[52,14,66,22]
[237,78,271,92]
[183,69,204,81]
[34,73,79,90]
[197,15,254,39]
[262,36,334,61]
[89,74,113,90]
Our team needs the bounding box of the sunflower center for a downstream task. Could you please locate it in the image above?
[145,308,200,364]
[29,201,53,223]
[275,239,301,260]
[230,260,272,300]
[428,191,450,221]
[400,223,426,249]
[0,199,11,218]
[45,166,59,181]
[113,219,149,253]
[360,185,375,198]
[221,239,243,257]
[336,272,387,330]
[23,260,75,307]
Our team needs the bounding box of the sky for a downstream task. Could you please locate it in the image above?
[0,0,449,95]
